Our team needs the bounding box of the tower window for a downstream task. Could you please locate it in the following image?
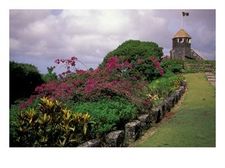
[181,38,184,43]
[177,38,183,43]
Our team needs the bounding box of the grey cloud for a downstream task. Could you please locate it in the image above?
[10,9,215,73]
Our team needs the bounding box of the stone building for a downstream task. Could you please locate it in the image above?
[170,28,203,60]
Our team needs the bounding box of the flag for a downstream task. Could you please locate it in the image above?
[182,12,189,16]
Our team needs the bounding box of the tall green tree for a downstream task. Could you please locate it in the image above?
[10,61,44,105]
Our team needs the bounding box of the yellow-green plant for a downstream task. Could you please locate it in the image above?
[148,74,185,100]
[15,97,92,147]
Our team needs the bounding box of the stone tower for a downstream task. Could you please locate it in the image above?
[170,28,203,60]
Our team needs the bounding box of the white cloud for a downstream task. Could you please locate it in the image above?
[10,9,215,73]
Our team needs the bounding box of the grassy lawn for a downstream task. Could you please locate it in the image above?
[136,73,215,147]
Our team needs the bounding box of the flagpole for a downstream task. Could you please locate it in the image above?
[181,14,184,28]
[181,11,189,28]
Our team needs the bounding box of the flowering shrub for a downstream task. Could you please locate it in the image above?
[18,56,152,111]
[105,57,132,72]
[84,78,98,93]
[78,57,148,107]
[102,40,164,81]
[19,95,37,109]
[55,56,78,78]
[149,56,164,76]
[126,56,164,82]
[35,81,74,100]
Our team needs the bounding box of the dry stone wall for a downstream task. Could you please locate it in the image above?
[79,82,187,147]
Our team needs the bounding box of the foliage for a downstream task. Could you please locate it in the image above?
[10,53,173,146]
[67,97,137,135]
[35,81,75,101]
[129,56,164,81]
[161,59,184,73]
[11,97,92,147]
[10,61,44,105]
[102,40,164,81]
[42,66,57,82]
[148,73,184,101]
[103,40,163,63]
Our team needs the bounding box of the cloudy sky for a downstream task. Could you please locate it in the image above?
[10,9,215,74]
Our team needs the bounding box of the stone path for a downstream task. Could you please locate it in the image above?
[205,72,216,86]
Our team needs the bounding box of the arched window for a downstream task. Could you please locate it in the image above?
[181,38,184,43]
[189,39,191,43]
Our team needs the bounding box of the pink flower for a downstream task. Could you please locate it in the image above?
[76,69,87,75]
[55,59,60,64]
[84,78,97,93]
[106,57,120,72]
[149,56,164,76]
[71,56,77,61]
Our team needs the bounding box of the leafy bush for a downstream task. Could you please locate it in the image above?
[148,73,184,102]
[103,40,163,63]
[161,59,184,73]
[11,97,92,147]
[101,40,164,81]
[10,61,44,105]
[130,56,164,81]
[68,97,137,136]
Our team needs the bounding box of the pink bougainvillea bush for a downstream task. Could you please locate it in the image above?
[18,55,164,110]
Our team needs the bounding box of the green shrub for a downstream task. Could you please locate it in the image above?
[161,59,184,73]
[68,97,137,136]
[11,97,92,147]
[10,61,44,105]
[148,73,184,104]
[101,40,164,81]
[103,40,163,63]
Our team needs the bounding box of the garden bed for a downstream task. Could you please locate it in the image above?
[10,56,186,147]
[10,40,188,147]
[79,81,187,147]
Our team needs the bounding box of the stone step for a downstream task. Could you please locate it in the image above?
[205,72,216,87]
[206,74,215,76]
[207,76,215,78]
[205,72,214,75]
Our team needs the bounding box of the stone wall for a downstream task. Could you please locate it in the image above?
[79,82,187,147]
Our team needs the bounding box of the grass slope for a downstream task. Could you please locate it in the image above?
[136,73,215,147]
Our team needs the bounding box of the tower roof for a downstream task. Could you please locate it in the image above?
[173,29,191,39]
